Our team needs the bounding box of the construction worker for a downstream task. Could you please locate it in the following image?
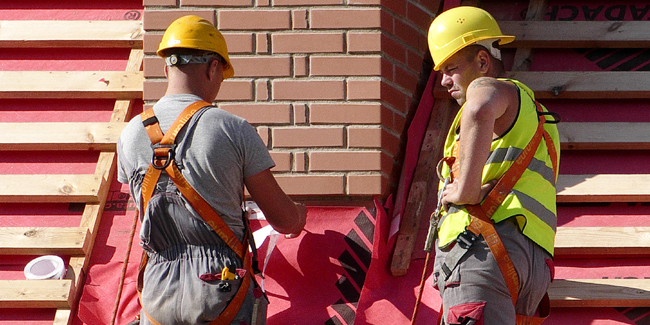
[117,15,306,325]
[427,6,560,325]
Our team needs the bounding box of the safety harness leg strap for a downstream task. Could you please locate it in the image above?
[137,100,254,325]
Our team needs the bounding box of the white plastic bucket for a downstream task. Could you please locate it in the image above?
[24,255,66,280]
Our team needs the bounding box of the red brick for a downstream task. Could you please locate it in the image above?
[143,0,176,6]
[272,127,344,148]
[292,10,308,29]
[269,151,291,171]
[394,18,421,50]
[219,103,291,124]
[293,55,308,77]
[381,150,395,175]
[347,78,381,100]
[257,0,271,6]
[144,33,163,55]
[229,56,291,77]
[381,33,406,64]
[293,104,307,124]
[347,174,385,195]
[272,33,344,54]
[347,31,381,53]
[382,128,401,157]
[256,33,269,53]
[181,0,250,5]
[274,0,343,5]
[348,126,382,148]
[395,65,419,93]
[144,10,215,31]
[310,103,381,124]
[311,8,381,29]
[310,55,381,76]
[293,152,306,172]
[216,80,254,101]
[309,151,382,171]
[407,2,435,30]
[218,10,290,30]
[380,9,394,32]
[143,80,167,101]
[381,81,408,112]
[143,56,165,78]
[383,1,406,16]
[381,59,394,82]
[256,79,269,101]
[274,175,345,196]
[407,49,425,72]
[257,126,269,146]
[272,80,344,100]
[224,33,255,54]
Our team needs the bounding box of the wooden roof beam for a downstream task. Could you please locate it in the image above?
[0,71,143,99]
[550,279,650,307]
[0,227,90,255]
[0,174,103,203]
[0,20,143,48]
[0,122,126,151]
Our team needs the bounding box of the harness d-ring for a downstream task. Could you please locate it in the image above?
[151,147,175,170]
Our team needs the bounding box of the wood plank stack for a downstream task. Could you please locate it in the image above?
[391,0,650,310]
[0,20,142,324]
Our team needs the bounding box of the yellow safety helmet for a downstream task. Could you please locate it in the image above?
[428,6,514,71]
[157,15,234,79]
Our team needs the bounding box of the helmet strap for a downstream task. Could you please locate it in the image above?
[475,39,502,61]
[165,52,222,66]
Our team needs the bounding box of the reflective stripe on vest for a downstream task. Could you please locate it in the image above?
[437,79,560,256]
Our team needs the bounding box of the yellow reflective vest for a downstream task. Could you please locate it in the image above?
[437,79,560,256]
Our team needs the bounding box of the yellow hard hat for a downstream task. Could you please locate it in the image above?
[157,15,234,79]
[428,6,514,71]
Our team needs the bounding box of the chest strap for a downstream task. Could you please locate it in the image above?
[440,101,556,324]
[137,100,252,325]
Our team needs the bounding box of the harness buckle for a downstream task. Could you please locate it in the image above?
[537,111,561,124]
[151,144,176,170]
[457,230,479,249]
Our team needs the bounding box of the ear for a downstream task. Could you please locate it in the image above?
[476,50,490,74]
[206,59,220,81]
[163,65,169,78]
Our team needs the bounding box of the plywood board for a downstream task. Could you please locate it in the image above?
[0,20,143,48]
[555,227,650,256]
[0,280,72,308]
[0,174,102,203]
[0,71,143,99]
[501,21,650,48]
[559,122,650,150]
[557,174,650,202]
[549,279,650,307]
[0,122,126,151]
[0,227,89,255]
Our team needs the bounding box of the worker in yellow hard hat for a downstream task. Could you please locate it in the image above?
[117,15,306,325]
[426,6,560,325]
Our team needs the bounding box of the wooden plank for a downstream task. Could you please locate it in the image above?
[510,0,548,72]
[0,174,102,203]
[0,71,143,99]
[556,227,650,256]
[433,71,650,99]
[0,20,143,48]
[501,21,650,48]
[549,279,650,307]
[559,122,650,150]
[391,95,459,276]
[0,280,72,308]
[0,122,126,151]
[507,71,650,99]
[557,174,650,203]
[0,227,89,255]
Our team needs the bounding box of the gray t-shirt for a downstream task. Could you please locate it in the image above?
[117,93,275,240]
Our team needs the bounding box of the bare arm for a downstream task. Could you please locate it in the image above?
[442,77,515,208]
[245,168,306,236]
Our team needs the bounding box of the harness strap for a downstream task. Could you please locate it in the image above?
[137,100,252,325]
[441,100,556,324]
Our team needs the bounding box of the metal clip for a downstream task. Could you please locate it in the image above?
[456,230,478,249]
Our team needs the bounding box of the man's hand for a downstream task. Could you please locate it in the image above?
[285,202,307,239]
[442,179,498,211]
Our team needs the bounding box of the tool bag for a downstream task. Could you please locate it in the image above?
[136,100,258,325]
[441,100,558,325]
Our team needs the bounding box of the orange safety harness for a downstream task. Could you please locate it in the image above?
[136,100,254,325]
[443,101,558,325]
